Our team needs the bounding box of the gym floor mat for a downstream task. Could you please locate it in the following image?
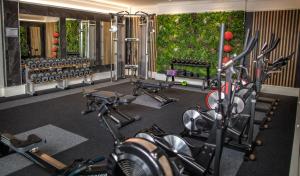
[0,83,297,176]
[132,94,163,109]
[0,124,87,176]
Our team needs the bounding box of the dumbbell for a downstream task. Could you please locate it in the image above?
[78,68,84,77]
[61,71,67,79]
[55,71,63,80]
[75,58,81,65]
[74,69,79,77]
[42,76,49,83]
[36,73,44,83]
[51,60,58,67]
[44,60,50,68]
[84,68,90,75]
[44,72,51,77]
[37,73,44,78]
[70,58,76,65]
[68,69,75,78]
[55,59,62,67]
[66,58,71,65]
[29,61,37,69]
[34,77,42,84]
[30,73,37,80]
[21,60,26,65]
[48,73,55,81]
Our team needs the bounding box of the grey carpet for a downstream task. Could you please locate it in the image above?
[220,148,244,176]
[132,94,163,109]
[0,124,87,176]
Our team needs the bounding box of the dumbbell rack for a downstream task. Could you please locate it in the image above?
[170,60,211,89]
[25,59,93,95]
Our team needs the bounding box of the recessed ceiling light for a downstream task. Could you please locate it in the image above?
[168,0,172,2]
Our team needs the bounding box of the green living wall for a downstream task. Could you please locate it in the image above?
[157,11,245,76]
[66,20,80,52]
[20,26,29,58]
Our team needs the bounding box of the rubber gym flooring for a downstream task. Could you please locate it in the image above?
[0,82,297,176]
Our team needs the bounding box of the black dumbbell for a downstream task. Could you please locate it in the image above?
[74,69,79,77]
[29,62,37,69]
[42,76,49,82]
[66,58,71,65]
[48,74,55,81]
[70,58,76,65]
[44,60,50,68]
[21,60,26,65]
[44,72,51,77]
[55,59,62,67]
[78,69,84,77]
[34,77,42,84]
[30,73,37,80]
[51,60,58,67]
[37,73,44,78]
[75,58,81,65]
[61,72,67,79]
[84,68,90,75]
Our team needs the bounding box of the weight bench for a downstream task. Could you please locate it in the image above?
[82,90,141,128]
[0,132,107,175]
[132,79,177,107]
[1,133,42,155]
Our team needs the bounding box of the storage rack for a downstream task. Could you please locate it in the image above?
[24,57,93,95]
[170,59,211,89]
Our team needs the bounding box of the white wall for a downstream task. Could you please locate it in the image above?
[132,0,300,14]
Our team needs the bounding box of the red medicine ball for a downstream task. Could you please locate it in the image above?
[53,39,59,45]
[53,32,60,38]
[224,44,232,53]
[51,47,58,52]
[222,56,231,64]
[51,52,57,58]
[224,31,233,41]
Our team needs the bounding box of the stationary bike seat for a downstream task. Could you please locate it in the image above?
[6,134,42,148]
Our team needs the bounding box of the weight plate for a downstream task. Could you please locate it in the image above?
[135,133,155,143]
[182,109,201,131]
[232,96,245,114]
[163,135,192,157]
[205,90,225,110]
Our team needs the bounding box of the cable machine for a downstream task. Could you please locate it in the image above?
[109,11,156,81]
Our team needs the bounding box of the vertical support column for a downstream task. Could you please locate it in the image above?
[96,20,101,65]
[59,17,66,58]
[116,16,125,79]
[0,0,6,88]
[138,17,147,79]
[3,0,21,86]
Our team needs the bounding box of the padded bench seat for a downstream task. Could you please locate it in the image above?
[134,79,173,89]
[84,90,136,105]
[1,133,42,149]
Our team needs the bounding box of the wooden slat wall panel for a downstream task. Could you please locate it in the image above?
[45,22,57,58]
[250,10,300,87]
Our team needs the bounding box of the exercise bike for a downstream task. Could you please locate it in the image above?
[181,29,260,160]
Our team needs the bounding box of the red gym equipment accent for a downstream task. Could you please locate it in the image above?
[224,44,232,53]
[224,31,233,41]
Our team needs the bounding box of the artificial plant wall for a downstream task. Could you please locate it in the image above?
[66,20,80,53]
[157,11,245,76]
